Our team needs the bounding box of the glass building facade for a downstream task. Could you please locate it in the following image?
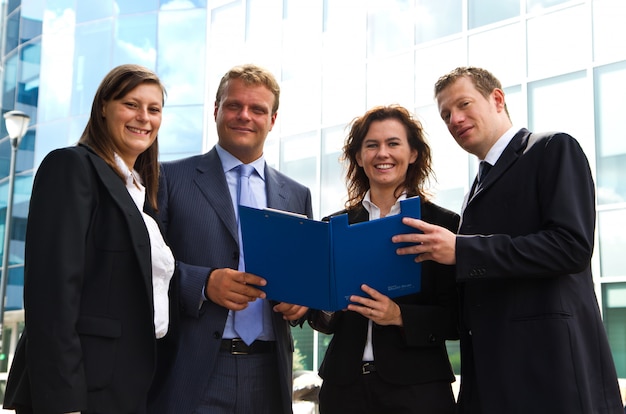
[1,0,626,395]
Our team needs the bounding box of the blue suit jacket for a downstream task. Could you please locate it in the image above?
[149,147,313,414]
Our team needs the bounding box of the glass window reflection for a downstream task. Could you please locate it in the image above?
[468,0,519,29]
[367,0,414,57]
[527,0,569,13]
[72,20,113,116]
[595,62,626,205]
[76,0,114,23]
[599,210,626,277]
[160,0,207,10]
[321,125,347,216]
[158,105,204,159]
[603,282,626,377]
[280,132,320,218]
[416,0,462,43]
[115,0,158,14]
[158,9,207,105]
[20,0,44,44]
[113,13,157,68]
[19,42,41,116]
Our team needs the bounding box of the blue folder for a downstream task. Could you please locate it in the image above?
[239,197,422,311]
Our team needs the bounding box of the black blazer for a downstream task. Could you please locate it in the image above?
[310,199,460,386]
[455,129,623,413]
[4,145,163,414]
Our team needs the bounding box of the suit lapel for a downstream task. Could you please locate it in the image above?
[265,166,289,210]
[84,149,154,302]
[466,128,532,204]
[193,148,239,243]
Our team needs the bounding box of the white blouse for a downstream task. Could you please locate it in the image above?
[114,154,175,339]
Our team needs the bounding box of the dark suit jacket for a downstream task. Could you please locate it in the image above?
[4,145,161,414]
[309,200,460,390]
[149,147,313,414]
[455,129,623,414]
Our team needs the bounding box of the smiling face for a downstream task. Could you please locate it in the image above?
[355,119,418,194]
[214,77,277,164]
[436,76,510,160]
[102,82,163,168]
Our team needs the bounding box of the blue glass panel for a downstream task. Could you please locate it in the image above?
[116,0,159,14]
[76,0,114,23]
[160,0,207,10]
[157,9,206,105]
[595,61,626,205]
[6,266,25,311]
[113,13,158,68]
[18,42,41,118]
[33,120,70,167]
[469,0,519,29]
[2,55,18,115]
[416,0,462,43]
[71,20,114,116]
[5,11,20,53]
[20,0,44,44]
[7,0,19,15]
[158,105,204,158]
[527,0,569,12]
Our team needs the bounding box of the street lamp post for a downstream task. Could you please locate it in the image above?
[0,110,30,353]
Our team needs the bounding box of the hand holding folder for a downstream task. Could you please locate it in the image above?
[240,197,423,311]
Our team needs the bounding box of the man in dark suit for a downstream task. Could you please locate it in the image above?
[392,66,623,413]
[149,64,312,414]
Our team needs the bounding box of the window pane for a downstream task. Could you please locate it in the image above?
[320,125,346,216]
[19,42,41,116]
[72,20,113,116]
[280,132,320,218]
[598,210,626,277]
[160,0,206,9]
[527,71,595,168]
[21,0,44,43]
[468,0,519,29]
[367,51,414,108]
[418,104,468,212]
[76,0,113,23]
[468,23,524,87]
[602,282,626,377]
[158,9,207,105]
[595,61,626,205]
[367,0,414,57]
[3,54,18,110]
[116,0,159,14]
[416,0,462,43]
[158,105,204,159]
[528,0,572,12]
[527,5,590,80]
[415,39,466,108]
[113,13,157,68]
[593,0,626,73]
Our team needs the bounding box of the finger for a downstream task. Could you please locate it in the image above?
[360,284,383,299]
[241,272,267,287]
[348,295,373,308]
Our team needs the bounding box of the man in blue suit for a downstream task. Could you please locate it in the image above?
[150,64,313,414]
[393,66,623,413]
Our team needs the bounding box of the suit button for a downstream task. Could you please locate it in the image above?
[232,251,239,261]
[213,331,222,339]
[428,334,437,343]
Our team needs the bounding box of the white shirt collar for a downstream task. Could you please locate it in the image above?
[483,125,521,166]
[215,144,266,179]
[361,190,407,220]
